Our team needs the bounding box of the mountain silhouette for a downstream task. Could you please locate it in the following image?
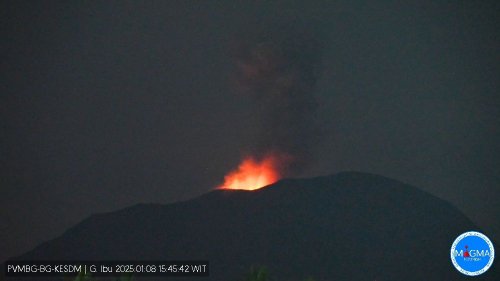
[10,172,499,280]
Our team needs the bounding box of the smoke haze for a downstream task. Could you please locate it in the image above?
[232,25,324,176]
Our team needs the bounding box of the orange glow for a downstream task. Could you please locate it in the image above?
[218,155,283,190]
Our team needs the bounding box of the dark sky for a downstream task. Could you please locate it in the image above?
[1,1,499,263]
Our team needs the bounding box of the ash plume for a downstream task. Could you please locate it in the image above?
[232,26,324,176]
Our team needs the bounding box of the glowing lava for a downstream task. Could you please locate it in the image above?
[218,155,283,190]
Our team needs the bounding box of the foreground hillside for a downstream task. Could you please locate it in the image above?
[12,172,498,280]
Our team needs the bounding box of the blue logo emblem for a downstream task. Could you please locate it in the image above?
[450,231,495,276]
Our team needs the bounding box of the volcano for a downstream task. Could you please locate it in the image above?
[9,172,499,280]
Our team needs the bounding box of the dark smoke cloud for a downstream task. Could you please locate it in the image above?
[232,25,324,176]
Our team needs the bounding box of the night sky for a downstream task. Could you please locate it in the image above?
[1,1,499,263]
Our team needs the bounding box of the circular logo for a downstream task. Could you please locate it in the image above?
[450,231,495,276]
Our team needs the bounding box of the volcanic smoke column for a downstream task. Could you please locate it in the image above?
[219,29,323,190]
